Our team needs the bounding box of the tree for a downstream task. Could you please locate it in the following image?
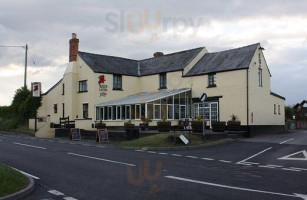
[285,105,294,120]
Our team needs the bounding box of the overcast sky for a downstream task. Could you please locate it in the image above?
[0,0,306,106]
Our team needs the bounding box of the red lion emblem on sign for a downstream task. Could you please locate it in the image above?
[98,75,105,85]
[33,85,39,91]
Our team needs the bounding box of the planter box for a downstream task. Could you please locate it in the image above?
[157,121,171,132]
[124,123,135,131]
[139,123,148,131]
[191,121,206,132]
[212,121,226,132]
[227,121,241,131]
[96,123,106,129]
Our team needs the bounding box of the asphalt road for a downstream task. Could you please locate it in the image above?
[0,130,307,200]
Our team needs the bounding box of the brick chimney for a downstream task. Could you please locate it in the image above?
[69,33,79,62]
[153,52,164,58]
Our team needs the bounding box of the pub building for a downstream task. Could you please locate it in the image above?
[33,33,285,137]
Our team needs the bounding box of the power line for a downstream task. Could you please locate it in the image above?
[0,45,25,48]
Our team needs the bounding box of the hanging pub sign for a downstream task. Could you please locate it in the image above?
[31,82,41,97]
[98,75,108,97]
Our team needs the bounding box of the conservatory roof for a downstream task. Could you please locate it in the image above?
[96,88,191,107]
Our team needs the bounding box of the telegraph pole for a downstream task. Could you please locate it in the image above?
[0,44,28,88]
[24,44,28,88]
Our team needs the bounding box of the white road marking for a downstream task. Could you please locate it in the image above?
[147,151,156,154]
[241,161,259,165]
[278,150,307,161]
[237,163,252,166]
[63,197,78,200]
[288,167,307,171]
[159,152,168,155]
[13,142,47,150]
[237,147,272,164]
[48,190,64,196]
[201,157,214,161]
[67,152,135,167]
[280,138,294,144]
[165,175,307,199]
[134,150,144,152]
[12,167,40,180]
[282,168,301,172]
[219,160,232,163]
[172,154,182,157]
[266,164,283,168]
[186,156,198,159]
[259,165,277,169]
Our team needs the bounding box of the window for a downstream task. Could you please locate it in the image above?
[83,104,89,118]
[53,104,57,114]
[113,74,122,90]
[274,104,276,115]
[159,73,167,89]
[258,68,262,87]
[208,73,216,87]
[278,105,280,115]
[154,104,161,119]
[79,80,87,92]
[62,84,65,95]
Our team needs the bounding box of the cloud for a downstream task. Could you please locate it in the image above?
[0,0,306,106]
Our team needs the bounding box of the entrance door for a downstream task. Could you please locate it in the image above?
[209,102,218,128]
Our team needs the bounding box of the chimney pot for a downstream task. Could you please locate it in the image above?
[69,33,79,62]
[153,52,164,58]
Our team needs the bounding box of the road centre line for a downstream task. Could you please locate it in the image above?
[165,175,307,199]
[201,157,214,161]
[186,156,198,159]
[13,142,47,150]
[282,168,301,172]
[12,167,40,180]
[67,152,135,167]
[280,138,294,144]
[219,160,232,163]
[147,151,157,154]
[237,147,272,164]
[172,154,183,157]
[159,152,168,155]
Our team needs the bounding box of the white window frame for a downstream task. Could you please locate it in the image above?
[154,104,161,120]
[116,106,121,120]
[125,105,131,119]
[135,104,141,120]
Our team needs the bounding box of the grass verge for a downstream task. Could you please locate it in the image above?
[0,163,28,197]
[120,133,227,148]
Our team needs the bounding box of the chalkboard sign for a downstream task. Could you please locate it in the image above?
[97,129,109,143]
[71,128,81,140]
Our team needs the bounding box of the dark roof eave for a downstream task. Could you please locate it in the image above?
[183,68,249,77]
[270,92,285,100]
[42,78,63,96]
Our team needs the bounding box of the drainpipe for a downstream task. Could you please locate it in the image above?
[246,69,249,134]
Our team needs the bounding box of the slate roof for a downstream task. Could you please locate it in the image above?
[78,43,259,77]
[78,52,138,76]
[184,43,259,76]
[78,47,203,76]
[139,48,203,76]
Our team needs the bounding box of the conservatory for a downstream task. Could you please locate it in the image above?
[95,88,192,121]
